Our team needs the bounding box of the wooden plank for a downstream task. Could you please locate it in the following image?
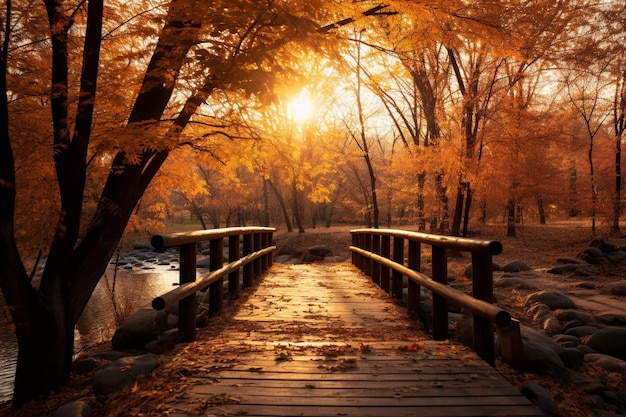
[191,384,526,398]
[173,404,544,417]
[190,393,536,407]
[189,377,526,390]
[153,264,541,417]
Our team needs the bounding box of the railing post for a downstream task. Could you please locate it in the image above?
[407,240,421,316]
[351,233,358,266]
[380,235,391,293]
[228,234,241,299]
[364,233,372,277]
[392,237,404,301]
[208,237,224,316]
[253,232,262,277]
[431,245,448,340]
[356,234,365,271]
[243,233,254,287]
[267,231,274,268]
[261,232,269,272]
[371,234,381,285]
[179,242,197,342]
[472,252,495,364]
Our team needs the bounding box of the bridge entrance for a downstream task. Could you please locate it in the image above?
[158,263,541,416]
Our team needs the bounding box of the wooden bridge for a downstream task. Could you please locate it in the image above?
[149,228,542,417]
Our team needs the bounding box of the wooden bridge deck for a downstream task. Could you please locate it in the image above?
[163,263,542,417]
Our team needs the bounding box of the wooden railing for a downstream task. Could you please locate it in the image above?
[350,228,523,367]
[151,227,276,342]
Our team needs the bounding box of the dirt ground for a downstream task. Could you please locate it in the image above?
[2,220,626,416]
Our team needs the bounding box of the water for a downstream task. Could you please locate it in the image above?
[0,266,181,405]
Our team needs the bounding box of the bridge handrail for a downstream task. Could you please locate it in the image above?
[151,227,276,342]
[350,246,510,326]
[350,228,523,368]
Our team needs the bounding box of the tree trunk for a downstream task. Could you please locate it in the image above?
[589,134,598,236]
[364,154,379,228]
[263,179,270,227]
[568,165,579,217]
[416,172,426,231]
[435,173,449,233]
[292,184,306,234]
[506,199,516,237]
[537,198,546,225]
[462,185,472,237]
[451,183,465,237]
[267,179,292,232]
[613,133,622,234]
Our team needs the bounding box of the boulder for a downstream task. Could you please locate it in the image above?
[555,310,590,325]
[145,328,179,354]
[595,312,626,326]
[590,236,618,253]
[583,327,626,360]
[494,276,534,290]
[584,353,626,373]
[547,264,580,275]
[541,316,563,335]
[561,348,584,369]
[300,245,333,263]
[519,326,568,379]
[52,401,93,417]
[521,380,557,417]
[562,320,585,332]
[72,357,101,374]
[601,281,626,296]
[577,247,608,265]
[501,260,532,273]
[527,303,551,322]
[112,308,171,350]
[196,257,211,268]
[274,254,291,263]
[564,326,598,338]
[552,334,581,348]
[606,251,626,264]
[557,257,588,265]
[524,291,576,310]
[92,354,158,396]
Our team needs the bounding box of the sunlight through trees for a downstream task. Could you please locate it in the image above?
[1,0,626,405]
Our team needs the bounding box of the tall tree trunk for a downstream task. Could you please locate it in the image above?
[416,172,426,231]
[451,183,465,237]
[462,184,472,237]
[292,185,306,234]
[263,179,270,227]
[612,69,625,234]
[589,134,598,236]
[568,165,579,217]
[538,198,546,225]
[435,173,449,233]
[613,135,621,234]
[267,179,292,232]
[506,199,516,237]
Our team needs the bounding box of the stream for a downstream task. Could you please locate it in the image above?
[0,262,181,405]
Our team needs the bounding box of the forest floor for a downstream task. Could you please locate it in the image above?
[2,219,626,417]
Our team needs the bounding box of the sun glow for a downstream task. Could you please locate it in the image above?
[288,92,314,124]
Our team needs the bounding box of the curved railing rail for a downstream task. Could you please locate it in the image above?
[350,228,523,367]
[151,227,276,342]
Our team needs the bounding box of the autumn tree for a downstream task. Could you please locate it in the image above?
[0,0,344,404]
